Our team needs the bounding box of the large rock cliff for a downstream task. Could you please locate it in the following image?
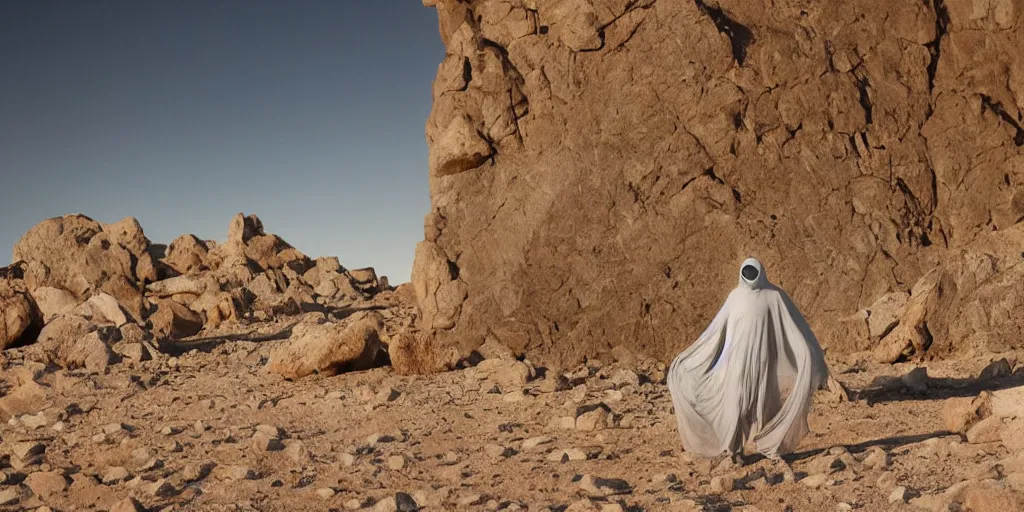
[413,0,1024,368]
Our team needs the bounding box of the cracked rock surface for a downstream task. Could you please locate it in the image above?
[413,0,1024,369]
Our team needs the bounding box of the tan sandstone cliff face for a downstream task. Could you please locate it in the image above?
[413,0,1024,368]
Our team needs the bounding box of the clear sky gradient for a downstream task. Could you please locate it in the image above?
[0,2,444,284]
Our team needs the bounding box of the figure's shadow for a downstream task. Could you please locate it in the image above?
[734,429,963,467]
[154,304,389,357]
[853,367,1024,405]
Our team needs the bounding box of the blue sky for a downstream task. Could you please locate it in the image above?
[0,1,445,283]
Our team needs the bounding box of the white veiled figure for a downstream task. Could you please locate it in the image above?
[667,257,829,459]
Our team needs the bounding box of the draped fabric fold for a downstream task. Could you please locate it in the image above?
[667,258,829,458]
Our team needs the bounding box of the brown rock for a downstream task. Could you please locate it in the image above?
[388,329,460,376]
[267,311,384,379]
[960,481,1024,511]
[109,497,144,512]
[36,329,117,373]
[966,416,1004,444]
[24,471,68,499]
[163,234,212,275]
[943,392,992,433]
[414,0,1024,367]
[1,276,42,350]
[12,215,149,320]
[0,378,48,422]
[149,299,203,339]
[30,286,79,323]
[476,358,531,390]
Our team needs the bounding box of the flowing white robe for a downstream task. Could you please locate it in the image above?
[667,258,829,458]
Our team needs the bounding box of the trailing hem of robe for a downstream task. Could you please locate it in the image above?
[667,258,829,458]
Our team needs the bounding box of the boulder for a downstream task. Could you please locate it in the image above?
[162,234,212,275]
[30,286,79,323]
[12,214,150,319]
[267,311,384,379]
[149,299,204,339]
[387,329,461,375]
[943,392,992,433]
[349,267,381,293]
[1,276,42,350]
[32,329,118,373]
[0,375,48,422]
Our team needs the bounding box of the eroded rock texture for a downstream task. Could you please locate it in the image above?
[414,0,1024,368]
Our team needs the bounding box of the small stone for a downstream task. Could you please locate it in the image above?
[215,465,256,481]
[458,494,485,506]
[102,467,131,485]
[255,424,282,438]
[160,425,180,436]
[980,358,1013,379]
[367,433,396,446]
[102,423,126,435]
[163,440,183,453]
[862,447,892,470]
[25,471,69,498]
[575,403,612,431]
[548,448,588,462]
[50,421,65,432]
[440,451,460,465]
[325,390,344,400]
[316,487,336,499]
[182,462,214,482]
[522,436,553,451]
[21,412,48,429]
[600,504,626,512]
[109,496,144,512]
[372,496,398,512]
[252,432,285,452]
[610,369,640,388]
[578,475,632,497]
[901,367,929,393]
[340,453,357,467]
[12,441,46,460]
[388,455,407,470]
[710,475,734,493]
[1006,473,1024,492]
[345,498,362,510]
[376,388,401,403]
[395,492,418,511]
[484,444,515,458]
[889,486,908,503]
[967,416,1003,444]
[144,478,175,497]
[0,488,19,506]
[801,474,828,488]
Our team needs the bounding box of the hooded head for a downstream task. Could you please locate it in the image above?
[738,257,768,290]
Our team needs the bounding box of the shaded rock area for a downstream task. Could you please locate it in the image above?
[2,213,413,380]
[411,0,1024,370]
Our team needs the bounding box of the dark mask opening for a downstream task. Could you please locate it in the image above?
[741,265,759,281]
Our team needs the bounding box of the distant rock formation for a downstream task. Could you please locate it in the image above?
[2,213,414,378]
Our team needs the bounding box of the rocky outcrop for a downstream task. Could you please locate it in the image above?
[12,214,153,320]
[414,0,1024,367]
[5,213,412,379]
